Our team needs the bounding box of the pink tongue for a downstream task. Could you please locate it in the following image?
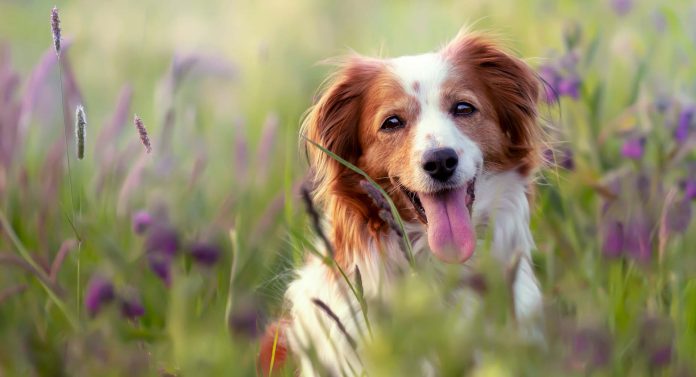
[420,187,476,263]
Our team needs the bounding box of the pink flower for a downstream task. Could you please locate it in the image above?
[621,137,645,160]
[132,210,152,235]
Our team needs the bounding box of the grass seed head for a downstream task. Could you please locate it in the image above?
[75,105,86,159]
[134,114,152,153]
[50,6,61,56]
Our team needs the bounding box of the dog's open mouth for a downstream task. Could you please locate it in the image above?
[400,179,476,224]
[399,178,477,263]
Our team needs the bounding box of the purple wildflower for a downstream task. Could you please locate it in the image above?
[561,148,575,170]
[640,316,674,368]
[611,0,633,16]
[539,65,561,103]
[621,137,645,160]
[542,148,574,170]
[683,179,696,201]
[229,303,263,338]
[50,7,61,56]
[636,173,652,199]
[557,75,581,99]
[675,107,694,142]
[666,197,692,234]
[118,289,145,319]
[132,210,152,235]
[148,253,172,287]
[543,148,554,164]
[85,275,115,317]
[650,345,673,367]
[602,220,624,258]
[133,114,152,153]
[189,242,221,267]
[568,327,612,371]
[144,224,179,257]
[539,61,581,103]
[559,51,580,71]
[623,218,652,263]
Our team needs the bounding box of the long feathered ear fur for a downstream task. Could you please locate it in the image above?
[301,56,383,204]
[300,56,386,267]
[443,33,542,175]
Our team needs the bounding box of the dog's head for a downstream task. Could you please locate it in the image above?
[302,33,541,266]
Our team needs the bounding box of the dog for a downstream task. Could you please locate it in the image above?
[259,31,544,376]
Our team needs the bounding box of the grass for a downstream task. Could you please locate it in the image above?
[0,0,695,376]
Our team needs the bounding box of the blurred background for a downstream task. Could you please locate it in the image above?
[1,0,695,375]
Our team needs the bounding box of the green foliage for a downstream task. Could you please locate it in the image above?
[0,0,695,376]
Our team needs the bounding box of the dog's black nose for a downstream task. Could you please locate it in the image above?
[422,147,458,182]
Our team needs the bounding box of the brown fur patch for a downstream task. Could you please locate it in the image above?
[301,57,412,267]
[442,34,541,175]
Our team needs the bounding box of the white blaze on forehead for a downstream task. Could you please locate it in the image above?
[388,53,483,192]
[389,53,450,104]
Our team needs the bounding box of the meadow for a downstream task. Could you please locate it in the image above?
[0,0,695,375]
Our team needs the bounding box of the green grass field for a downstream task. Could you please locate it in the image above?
[1,0,695,375]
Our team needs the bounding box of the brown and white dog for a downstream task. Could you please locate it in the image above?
[260,31,544,376]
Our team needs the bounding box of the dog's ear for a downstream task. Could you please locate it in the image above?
[302,56,383,203]
[444,34,541,175]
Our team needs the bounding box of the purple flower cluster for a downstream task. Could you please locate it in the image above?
[228,300,264,338]
[543,148,575,170]
[85,276,145,320]
[539,51,582,104]
[119,288,146,319]
[601,171,694,263]
[143,223,179,287]
[567,327,612,372]
[132,209,222,286]
[653,100,696,145]
[132,210,152,235]
[675,106,694,143]
[145,224,180,256]
[602,93,696,264]
[621,137,646,160]
[85,275,115,317]
[602,217,653,263]
[682,179,696,201]
[189,242,220,266]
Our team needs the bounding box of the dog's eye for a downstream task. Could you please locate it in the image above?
[451,102,476,116]
[380,115,405,131]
